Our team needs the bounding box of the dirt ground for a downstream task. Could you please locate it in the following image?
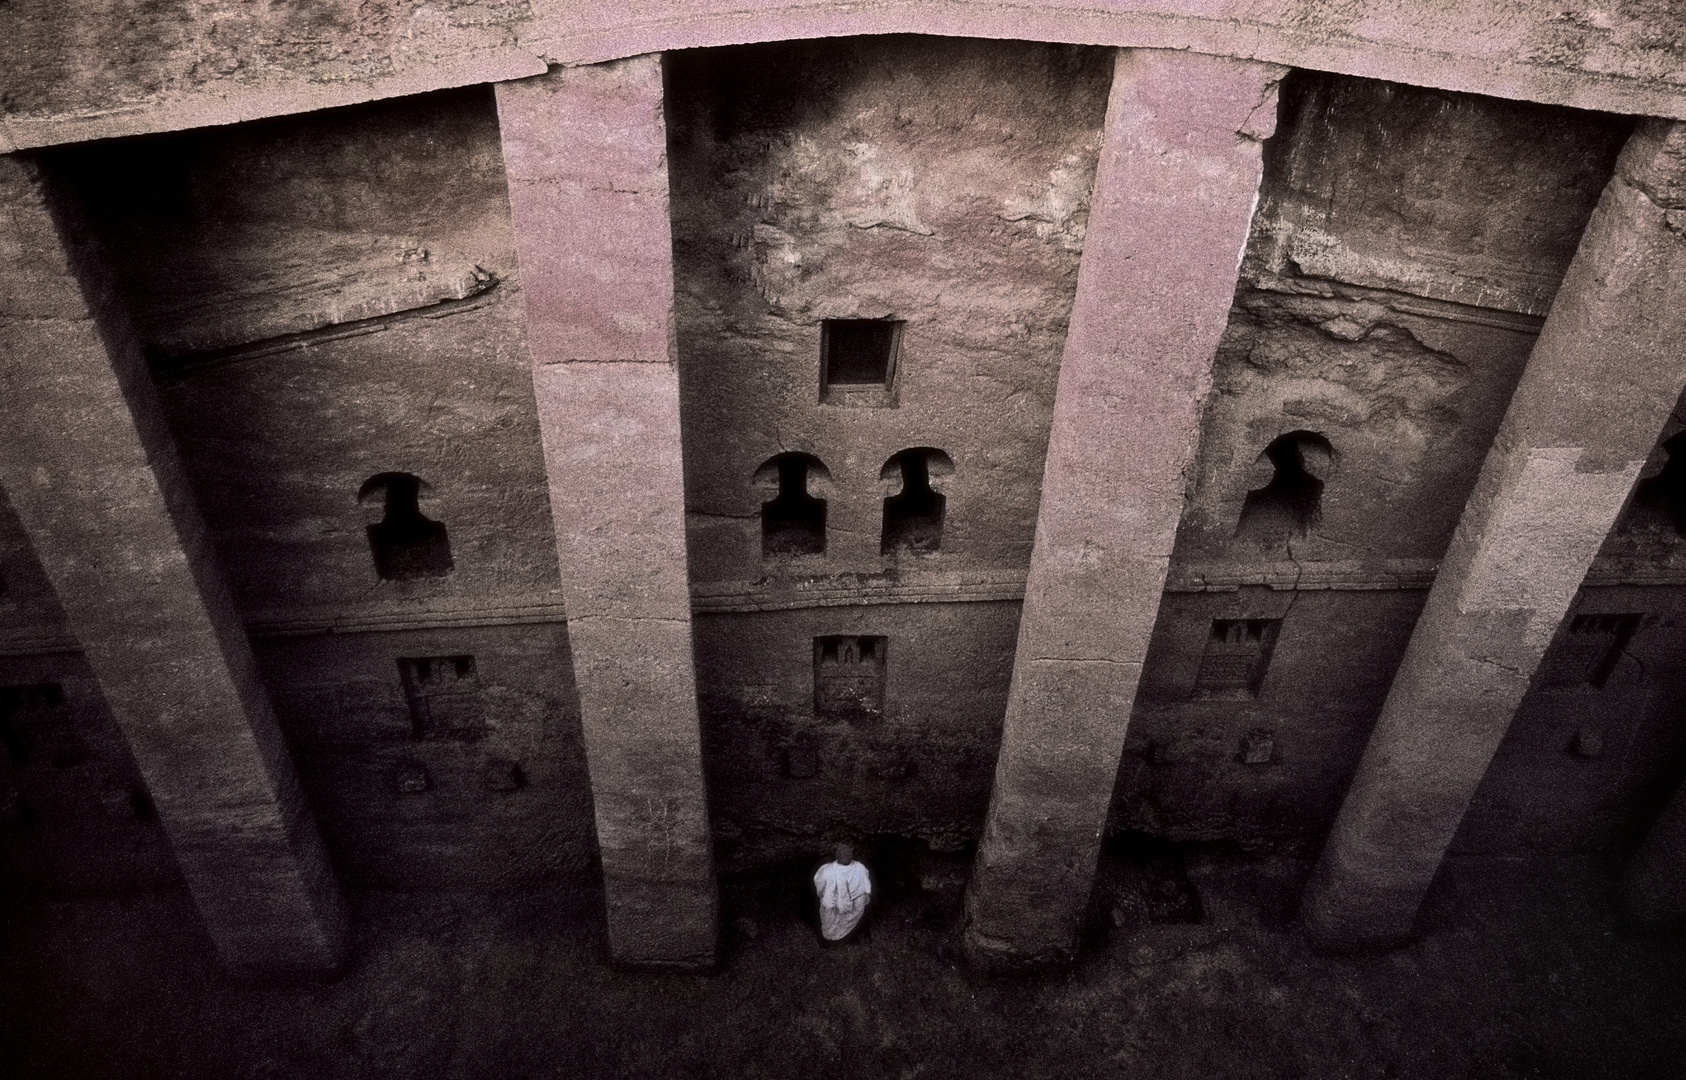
[2,843,1684,1080]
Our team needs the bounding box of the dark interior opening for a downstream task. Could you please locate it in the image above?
[362,473,453,580]
[814,635,888,719]
[1236,432,1331,542]
[1194,619,1282,698]
[761,454,827,556]
[823,319,900,387]
[0,683,66,768]
[881,449,947,555]
[1544,614,1643,690]
[398,655,484,740]
[1627,431,1686,537]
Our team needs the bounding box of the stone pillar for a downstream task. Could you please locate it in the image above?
[0,154,347,977]
[1302,119,1686,951]
[495,57,717,968]
[962,49,1285,971]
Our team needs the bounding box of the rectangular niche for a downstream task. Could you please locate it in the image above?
[1542,614,1642,690]
[1194,619,1282,698]
[814,636,887,718]
[397,656,486,740]
[0,683,70,768]
[820,319,901,406]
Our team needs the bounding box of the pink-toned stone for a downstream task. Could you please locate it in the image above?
[1302,119,1686,951]
[962,47,1284,970]
[496,55,718,968]
[8,3,1686,153]
[0,155,347,977]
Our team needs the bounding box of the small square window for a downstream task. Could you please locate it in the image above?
[1542,614,1641,690]
[1194,619,1281,698]
[398,656,485,740]
[814,636,887,718]
[821,320,901,405]
[0,683,70,768]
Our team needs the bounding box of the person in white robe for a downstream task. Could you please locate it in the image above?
[813,843,872,943]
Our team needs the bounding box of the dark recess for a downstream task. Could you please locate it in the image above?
[362,472,454,580]
[761,453,827,556]
[881,449,947,555]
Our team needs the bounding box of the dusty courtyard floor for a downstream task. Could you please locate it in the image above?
[2,847,1684,1079]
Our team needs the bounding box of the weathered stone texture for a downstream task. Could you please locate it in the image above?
[1302,118,1686,951]
[0,155,347,976]
[0,1,544,150]
[257,623,597,889]
[1454,589,1686,857]
[666,38,1110,865]
[1252,74,1633,316]
[48,88,563,623]
[0,88,604,898]
[1177,289,1540,569]
[497,56,718,968]
[696,602,1019,870]
[963,48,1285,970]
[4,11,1686,962]
[10,2,1686,150]
[1115,588,1425,852]
[670,37,1110,584]
[1116,74,1650,858]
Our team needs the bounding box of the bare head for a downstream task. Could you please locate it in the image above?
[834,843,854,865]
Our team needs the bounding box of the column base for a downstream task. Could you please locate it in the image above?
[1297,861,1418,955]
[960,925,1076,976]
[601,875,719,971]
[1299,916,1415,956]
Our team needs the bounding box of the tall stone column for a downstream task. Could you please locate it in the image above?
[1302,119,1686,951]
[496,57,717,968]
[963,49,1285,970]
[0,155,347,977]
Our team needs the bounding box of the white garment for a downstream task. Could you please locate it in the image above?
[813,859,873,941]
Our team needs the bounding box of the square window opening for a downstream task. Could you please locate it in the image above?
[1193,619,1282,698]
[814,635,888,719]
[821,320,901,403]
[398,655,486,741]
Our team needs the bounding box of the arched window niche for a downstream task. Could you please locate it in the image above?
[359,472,454,580]
[755,452,830,557]
[1622,430,1686,538]
[880,448,953,556]
[1235,431,1334,543]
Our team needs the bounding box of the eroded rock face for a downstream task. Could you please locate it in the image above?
[2,33,1683,907]
[667,37,1112,866]
[1114,74,1675,857]
[0,87,598,897]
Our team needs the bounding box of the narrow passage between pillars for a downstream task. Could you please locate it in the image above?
[1301,118,1686,951]
[495,55,719,969]
[962,47,1286,972]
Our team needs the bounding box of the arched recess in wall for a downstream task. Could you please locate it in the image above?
[359,472,454,580]
[754,452,830,556]
[1235,431,1334,543]
[880,448,953,555]
[1622,430,1686,537]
